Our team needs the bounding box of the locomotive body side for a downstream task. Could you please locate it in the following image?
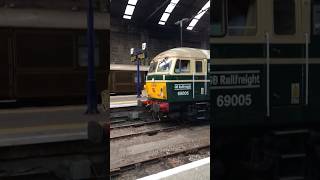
[142,48,210,119]
[211,0,320,179]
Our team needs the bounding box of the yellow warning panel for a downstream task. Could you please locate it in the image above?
[145,81,167,100]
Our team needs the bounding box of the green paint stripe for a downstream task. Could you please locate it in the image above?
[147,75,207,80]
[146,80,210,83]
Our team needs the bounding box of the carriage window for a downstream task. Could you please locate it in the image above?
[196,61,203,73]
[211,0,225,36]
[16,31,74,67]
[313,3,320,35]
[78,35,100,67]
[227,0,257,36]
[175,60,190,73]
[157,58,172,72]
[149,61,157,73]
[273,0,295,35]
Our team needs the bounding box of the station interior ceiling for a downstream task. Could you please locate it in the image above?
[110,0,209,41]
[109,0,209,65]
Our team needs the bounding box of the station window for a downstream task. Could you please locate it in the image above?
[273,0,295,35]
[211,0,225,36]
[313,2,320,35]
[174,60,190,73]
[227,0,257,36]
[78,35,100,67]
[195,61,203,73]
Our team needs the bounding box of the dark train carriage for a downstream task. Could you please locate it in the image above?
[109,64,148,94]
[0,8,109,102]
[211,0,320,179]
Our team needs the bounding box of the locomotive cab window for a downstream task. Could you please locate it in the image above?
[149,61,157,73]
[313,2,320,35]
[212,0,225,36]
[273,0,296,35]
[227,0,257,36]
[174,60,190,73]
[195,61,203,73]
[157,58,172,72]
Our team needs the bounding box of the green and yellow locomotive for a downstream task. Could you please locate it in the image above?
[211,0,320,179]
[140,47,210,121]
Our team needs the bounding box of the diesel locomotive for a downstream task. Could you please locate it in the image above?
[211,0,320,179]
[140,47,210,121]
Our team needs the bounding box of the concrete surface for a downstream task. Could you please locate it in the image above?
[137,157,210,180]
[110,95,147,108]
[0,105,106,147]
[110,125,210,170]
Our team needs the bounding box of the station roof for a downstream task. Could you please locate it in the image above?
[110,0,209,33]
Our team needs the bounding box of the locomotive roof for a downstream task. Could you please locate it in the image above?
[110,64,149,71]
[153,47,210,61]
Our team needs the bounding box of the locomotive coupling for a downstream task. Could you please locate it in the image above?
[151,102,169,113]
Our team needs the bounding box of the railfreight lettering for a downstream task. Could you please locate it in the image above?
[211,71,261,89]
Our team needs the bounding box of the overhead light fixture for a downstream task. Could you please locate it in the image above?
[124,5,135,15]
[142,43,147,50]
[159,21,166,25]
[128,0,138,5]
[158,0,180,25]
[160,13,170,22]
[186,26,193,30]
[186,1,210,30]
[123,0,139,20]
[123,15,132,19]
[189,19,199,27]
[165,3,177,13]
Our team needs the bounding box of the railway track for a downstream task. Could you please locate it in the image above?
[110,106,149,122]
[110,115,210,179]
[111,116,210,141]
[110,105,210,178]
[110,144,210,177]
[110,124,180,140]
[110,106,141,115]
[110,120,161,130]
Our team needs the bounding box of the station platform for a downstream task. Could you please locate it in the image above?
[0,105,106,147]
[137,157,210,180]
[110,95,147,108]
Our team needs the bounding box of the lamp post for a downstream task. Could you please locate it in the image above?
[175,18,189,47]
[131,43,147,98]
[86,0,98,114]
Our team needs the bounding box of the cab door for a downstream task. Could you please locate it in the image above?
[0,29,13,100]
